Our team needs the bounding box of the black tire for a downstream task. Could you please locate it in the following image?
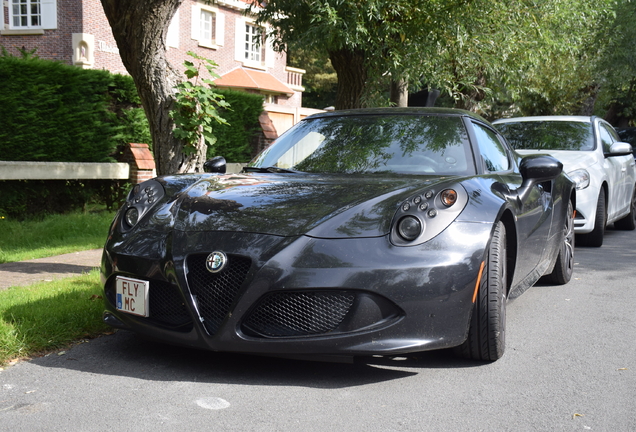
[455,221,507,361]
[614,186,636,231]
[542,200,575,285]
[577,190,606,247]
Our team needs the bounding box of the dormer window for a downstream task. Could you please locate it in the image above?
[191,2,224,49]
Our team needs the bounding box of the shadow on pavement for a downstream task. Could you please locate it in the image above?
[27,330,484,389]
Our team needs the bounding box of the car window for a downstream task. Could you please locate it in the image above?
[495,121,594,151]
[472,122,510,172]
[251,114,476,175]
[598,123,616,153]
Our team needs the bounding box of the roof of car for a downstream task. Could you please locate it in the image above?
[304,107,488,123]
[493,116,595,124]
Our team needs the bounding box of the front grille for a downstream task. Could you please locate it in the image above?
[186,253,252,335]
[242,291,356,338]
[148,280,193,329]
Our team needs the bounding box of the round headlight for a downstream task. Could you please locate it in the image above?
[440,189,458,207]
[124,207,139,227]
[397,216,422,241]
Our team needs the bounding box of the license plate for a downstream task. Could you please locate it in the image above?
[115,276,149,317]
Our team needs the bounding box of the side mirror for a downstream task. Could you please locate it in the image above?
[516,155,563,202]
[204,156,227,173]
[607,142,633,157]
[519,155,563,182]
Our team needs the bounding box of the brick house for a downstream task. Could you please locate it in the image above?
[0,0,319,136]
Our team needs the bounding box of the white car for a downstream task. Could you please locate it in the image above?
[494,116,636,247]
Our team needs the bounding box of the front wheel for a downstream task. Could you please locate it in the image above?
[542,200,575,285]
[614,185,636,230]
[455,221,507,361]
[577,190,606,247]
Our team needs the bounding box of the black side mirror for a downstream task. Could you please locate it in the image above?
[204,156,226,173]
[516,155,563,202]
[519,155,563,182]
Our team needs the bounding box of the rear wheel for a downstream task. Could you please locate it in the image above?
[614,186,636,230]
[542,200,575,285]
[578,190,606,247]
[455,221,507,361]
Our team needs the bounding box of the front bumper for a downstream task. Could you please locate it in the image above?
[101,222,492,357]
[572,184,601,233]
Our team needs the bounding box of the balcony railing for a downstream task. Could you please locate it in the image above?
[286,67,305,91]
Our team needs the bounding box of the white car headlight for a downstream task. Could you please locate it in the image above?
[568,169,590,190]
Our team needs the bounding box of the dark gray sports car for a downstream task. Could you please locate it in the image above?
[101,108,575,362]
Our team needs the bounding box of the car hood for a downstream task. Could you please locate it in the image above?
[167,173,454,238]
[515,149,598,174]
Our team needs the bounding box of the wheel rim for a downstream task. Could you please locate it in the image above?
[563,202,575,274]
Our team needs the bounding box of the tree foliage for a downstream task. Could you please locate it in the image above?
[595,0,636,126]
[251,0,495,109]
[253,0,620,118]
[170,52,229,156]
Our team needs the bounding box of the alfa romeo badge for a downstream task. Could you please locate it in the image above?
[206,251,227,273]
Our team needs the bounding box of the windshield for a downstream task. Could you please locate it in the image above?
[250,114,475,175]
[495,121,594,151]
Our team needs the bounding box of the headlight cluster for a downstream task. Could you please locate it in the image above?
[567,169,590,190]
[121,180,165,230]
[391,184,468,246]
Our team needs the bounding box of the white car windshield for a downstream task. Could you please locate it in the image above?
[495,121,594,151]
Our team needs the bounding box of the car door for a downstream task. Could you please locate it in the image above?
[471,122,553,284]
[598,121,633,219]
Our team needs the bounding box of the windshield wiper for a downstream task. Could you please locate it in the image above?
[243,166,300,173]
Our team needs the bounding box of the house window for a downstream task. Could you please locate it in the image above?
[5,0,56,30]
[244,23,263,62]
[200,10,216,45]
[12,0,41,28]
[191,3,224,48]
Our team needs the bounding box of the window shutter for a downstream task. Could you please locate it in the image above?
[216,12,225,46]
[41,0,58,29]
[167,9,179,48]
[234,17,245,62]
[191,4,200,40]
[265,26,275,68]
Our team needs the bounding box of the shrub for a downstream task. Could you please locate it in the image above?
[0,54,147,219]
[210,89,264,162]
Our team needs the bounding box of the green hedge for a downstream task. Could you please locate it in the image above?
[0,180,128,219]
[0,54,149,218]
[2,56,111,161]
[210,89,264,163]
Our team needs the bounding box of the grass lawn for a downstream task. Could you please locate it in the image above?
[0,208,116,263]
[0,208,117,366]
[0,270,112,366]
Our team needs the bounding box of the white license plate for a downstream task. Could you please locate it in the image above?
[115,276,149,317]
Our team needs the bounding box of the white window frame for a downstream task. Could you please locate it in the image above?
[7,0,57,30]
[244,22,262,63]
[191,2,224,49]
[234,18,275,70]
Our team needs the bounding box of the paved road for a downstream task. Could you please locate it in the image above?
[1,229,635,431]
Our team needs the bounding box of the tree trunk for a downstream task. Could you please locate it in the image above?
[390,79,408,107]
[329,48,368,110]
[100,0,205,175]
